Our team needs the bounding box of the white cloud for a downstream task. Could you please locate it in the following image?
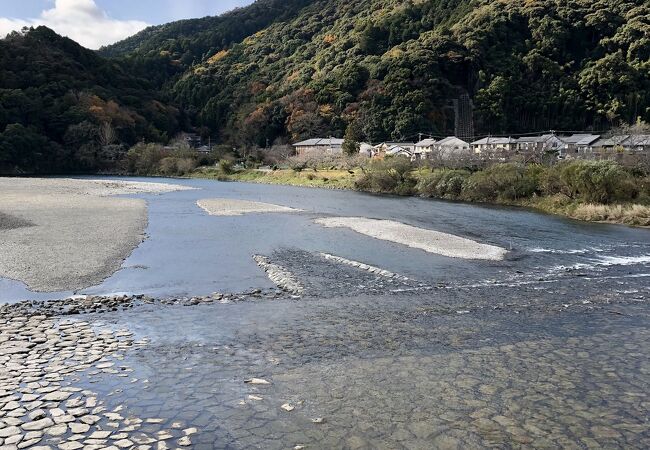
[0,0,149,49]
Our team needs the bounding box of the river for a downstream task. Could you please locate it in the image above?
[1,177,649,449]
[2,176,650,302]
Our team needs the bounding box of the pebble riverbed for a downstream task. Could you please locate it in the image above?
[2,248,649,449]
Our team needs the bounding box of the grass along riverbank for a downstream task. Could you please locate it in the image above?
[191,160,650,227]
[193,166,360,190]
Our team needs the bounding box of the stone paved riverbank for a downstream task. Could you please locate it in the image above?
[1,245,649,449]
[0,312,198,450]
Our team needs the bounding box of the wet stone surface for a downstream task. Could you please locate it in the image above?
[1,248,650,449]
[0,314,198,450]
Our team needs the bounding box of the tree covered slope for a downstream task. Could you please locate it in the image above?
[0,27,181,173]
[1,0,649,174]
[168,0,649,145]
[99,0,317,63]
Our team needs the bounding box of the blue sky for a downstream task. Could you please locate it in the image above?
[0,0,255,49]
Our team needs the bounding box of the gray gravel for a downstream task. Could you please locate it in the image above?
[0,178,190,293]
[0,212,33,230]
[314,217,507,260]
[197,198,301,216]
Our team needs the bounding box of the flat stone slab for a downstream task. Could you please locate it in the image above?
[21,418,54,431]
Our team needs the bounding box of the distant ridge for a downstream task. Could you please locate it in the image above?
[99,0,316,61]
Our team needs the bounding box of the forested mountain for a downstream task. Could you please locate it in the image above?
[170,0,650,146]
[0,27,181,173]
[1,0,649,173]
[99,0,316,63]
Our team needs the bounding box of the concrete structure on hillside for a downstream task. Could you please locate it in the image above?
[293,138,344,156]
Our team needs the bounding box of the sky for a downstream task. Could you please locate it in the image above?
[0,0,255,49]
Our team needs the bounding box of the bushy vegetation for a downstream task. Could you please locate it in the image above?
[555,161,638,204]
[124,143,212,176]
[462,164,543,202]
[355,157,417,195]
[571,204,650,226]
[416,168,470,199]
[287,153,369,171]
[358,159,647,208]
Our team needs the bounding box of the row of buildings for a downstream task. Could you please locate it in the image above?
[293,134,650,160]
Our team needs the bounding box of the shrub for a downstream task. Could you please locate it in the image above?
[158,156,197,176]
[218,159,234,174]
[176,157,197,175]
[286,153,369,171]
[158,157,178,175]
[124,143,167,175]
[463,163,539,202]
[539,166,563,196]
[571,204,650,226]
[355,157,416,195]
[559,161,637,203]
[416,169,470,199]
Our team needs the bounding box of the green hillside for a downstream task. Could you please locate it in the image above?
[1,0,648,174]
[171,0,649,146]
[0,27,181,173]
[99,0,316,62]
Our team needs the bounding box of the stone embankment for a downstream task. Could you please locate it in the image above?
[1,290,289,320]
[253,256,304,295]
[0,314,198,450]
[319,253,410,281]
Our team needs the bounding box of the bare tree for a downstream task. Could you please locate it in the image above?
[98,122,117,147]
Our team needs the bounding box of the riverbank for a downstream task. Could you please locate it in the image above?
[0,178,193,293]
[192,166,359,190]
[191,166,650,228]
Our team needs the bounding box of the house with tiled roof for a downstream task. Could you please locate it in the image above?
[293,138,344,156]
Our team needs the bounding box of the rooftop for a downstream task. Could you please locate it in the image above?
[559,134,600,145]
[471,137,516,145]
[415,139,437,147]
[293,138,344,146]
[436,136,469,146]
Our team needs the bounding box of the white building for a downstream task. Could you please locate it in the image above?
[432,136,470,157]
[359,142,375,157]
[516,134,565,154]
[557,134,600,157]
[414,138,437,160]
[373,142,416,158]
[470,137,517,154]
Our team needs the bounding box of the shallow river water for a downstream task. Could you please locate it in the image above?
[2,176,650,302]
[1,177,650,449]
